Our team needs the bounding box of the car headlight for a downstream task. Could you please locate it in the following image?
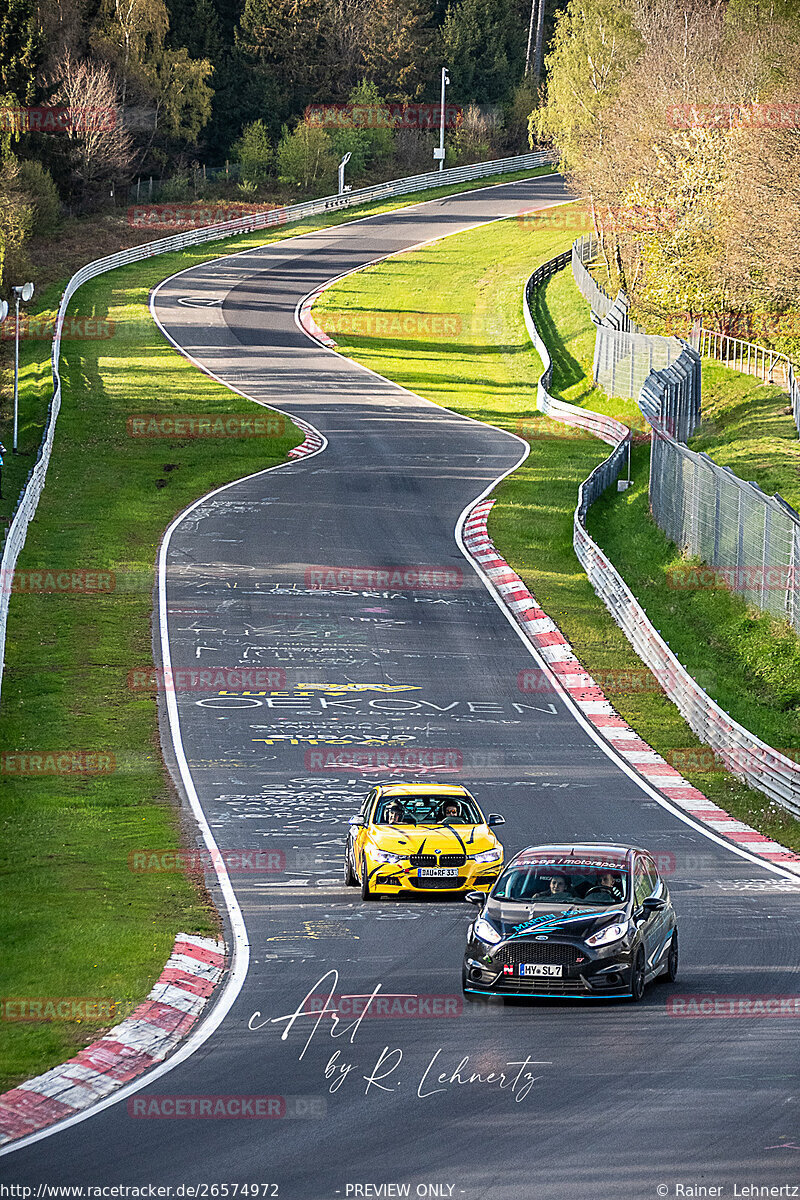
[371,849,405,864]
[586,921,630,948]
[473,917,502,945]
[469,848,503,864]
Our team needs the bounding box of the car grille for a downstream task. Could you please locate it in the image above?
[490,975,591,994]
[494,942,581,968]
[409,853,466,867]
[409,876,465,890]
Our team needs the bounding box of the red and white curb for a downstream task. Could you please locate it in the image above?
[298,292,337,348]
[463,498,800,874]
[288,416,325,459]
[0,933,225,1145]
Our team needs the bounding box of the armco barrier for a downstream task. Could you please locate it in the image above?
[524,252,800,816]
[0,151,554,702]
[694,326,800,438]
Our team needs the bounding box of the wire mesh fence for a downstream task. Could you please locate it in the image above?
[570,236,800,633]
[571,236,615,322]
[594,326,687,401]
[649,433,800,634]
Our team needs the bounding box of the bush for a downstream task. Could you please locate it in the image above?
[276,120,336,189]
[392,130,437,174]
[232,120,272,184]
[158,171,191,201]
[449,104,502,166]
[16,159,61,234]
[330,129,370,180]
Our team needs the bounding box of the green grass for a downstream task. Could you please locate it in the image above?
[314,206,800,853]
[0,166,556,1091]
[689,360,800,514]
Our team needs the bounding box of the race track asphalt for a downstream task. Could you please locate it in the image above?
[4,175,800,1198]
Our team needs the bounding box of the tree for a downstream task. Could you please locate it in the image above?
[441,0,521,106]
[147,46,213,142]
[533,0,641,166]
[237,0,433,107]
[92,0,213,145]
[276,118,336,188]
[47,54,135,198]
[232,118,272,182]
[0,0,45,104]
[0,157,33,291]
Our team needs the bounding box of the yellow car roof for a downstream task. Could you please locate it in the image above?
[374,783,474,797]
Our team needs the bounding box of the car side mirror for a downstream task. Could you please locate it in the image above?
[487,814,505,826]
[642,896,666,913]
[349,815,366,826]
[465,891,485,906]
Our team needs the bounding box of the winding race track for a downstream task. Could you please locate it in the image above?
[5,177,800,1197]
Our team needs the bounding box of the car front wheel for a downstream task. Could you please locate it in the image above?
[343,842,358,886]
[664,931,678,982]
[360,855,376,901]
[630,946,646,1002]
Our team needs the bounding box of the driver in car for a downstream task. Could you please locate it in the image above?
[384,802,404,824]
[439,801,461,822]
[596,870,623,900]
[533,874,574,899]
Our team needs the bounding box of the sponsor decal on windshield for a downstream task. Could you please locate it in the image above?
[515,856,626,870]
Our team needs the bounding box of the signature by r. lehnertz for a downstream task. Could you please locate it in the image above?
[249,969,550,1103]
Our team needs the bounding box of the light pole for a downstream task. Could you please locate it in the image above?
[436,67,450,171]
[338,151,352,196]
[12,282,34,453]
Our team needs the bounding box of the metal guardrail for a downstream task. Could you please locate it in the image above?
[694,326,800,437]
[0,151,555,702]
[524,251,800,816]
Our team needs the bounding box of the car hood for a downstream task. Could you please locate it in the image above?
[368,824,498,856]
[486,901,627,942]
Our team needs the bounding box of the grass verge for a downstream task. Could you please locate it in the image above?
[313,206,800,852]
[689,360,800,514]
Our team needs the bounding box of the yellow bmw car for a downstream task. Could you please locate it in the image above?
[344,783,505,900]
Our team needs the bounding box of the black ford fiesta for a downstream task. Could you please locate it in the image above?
[462,843,678,1001]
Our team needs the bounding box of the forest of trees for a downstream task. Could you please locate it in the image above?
[3,0,800,354]
[536,0,800,352]
[0,0,571,287]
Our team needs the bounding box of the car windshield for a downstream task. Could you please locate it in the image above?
[493,860,628,904]
[375,795,482,825]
